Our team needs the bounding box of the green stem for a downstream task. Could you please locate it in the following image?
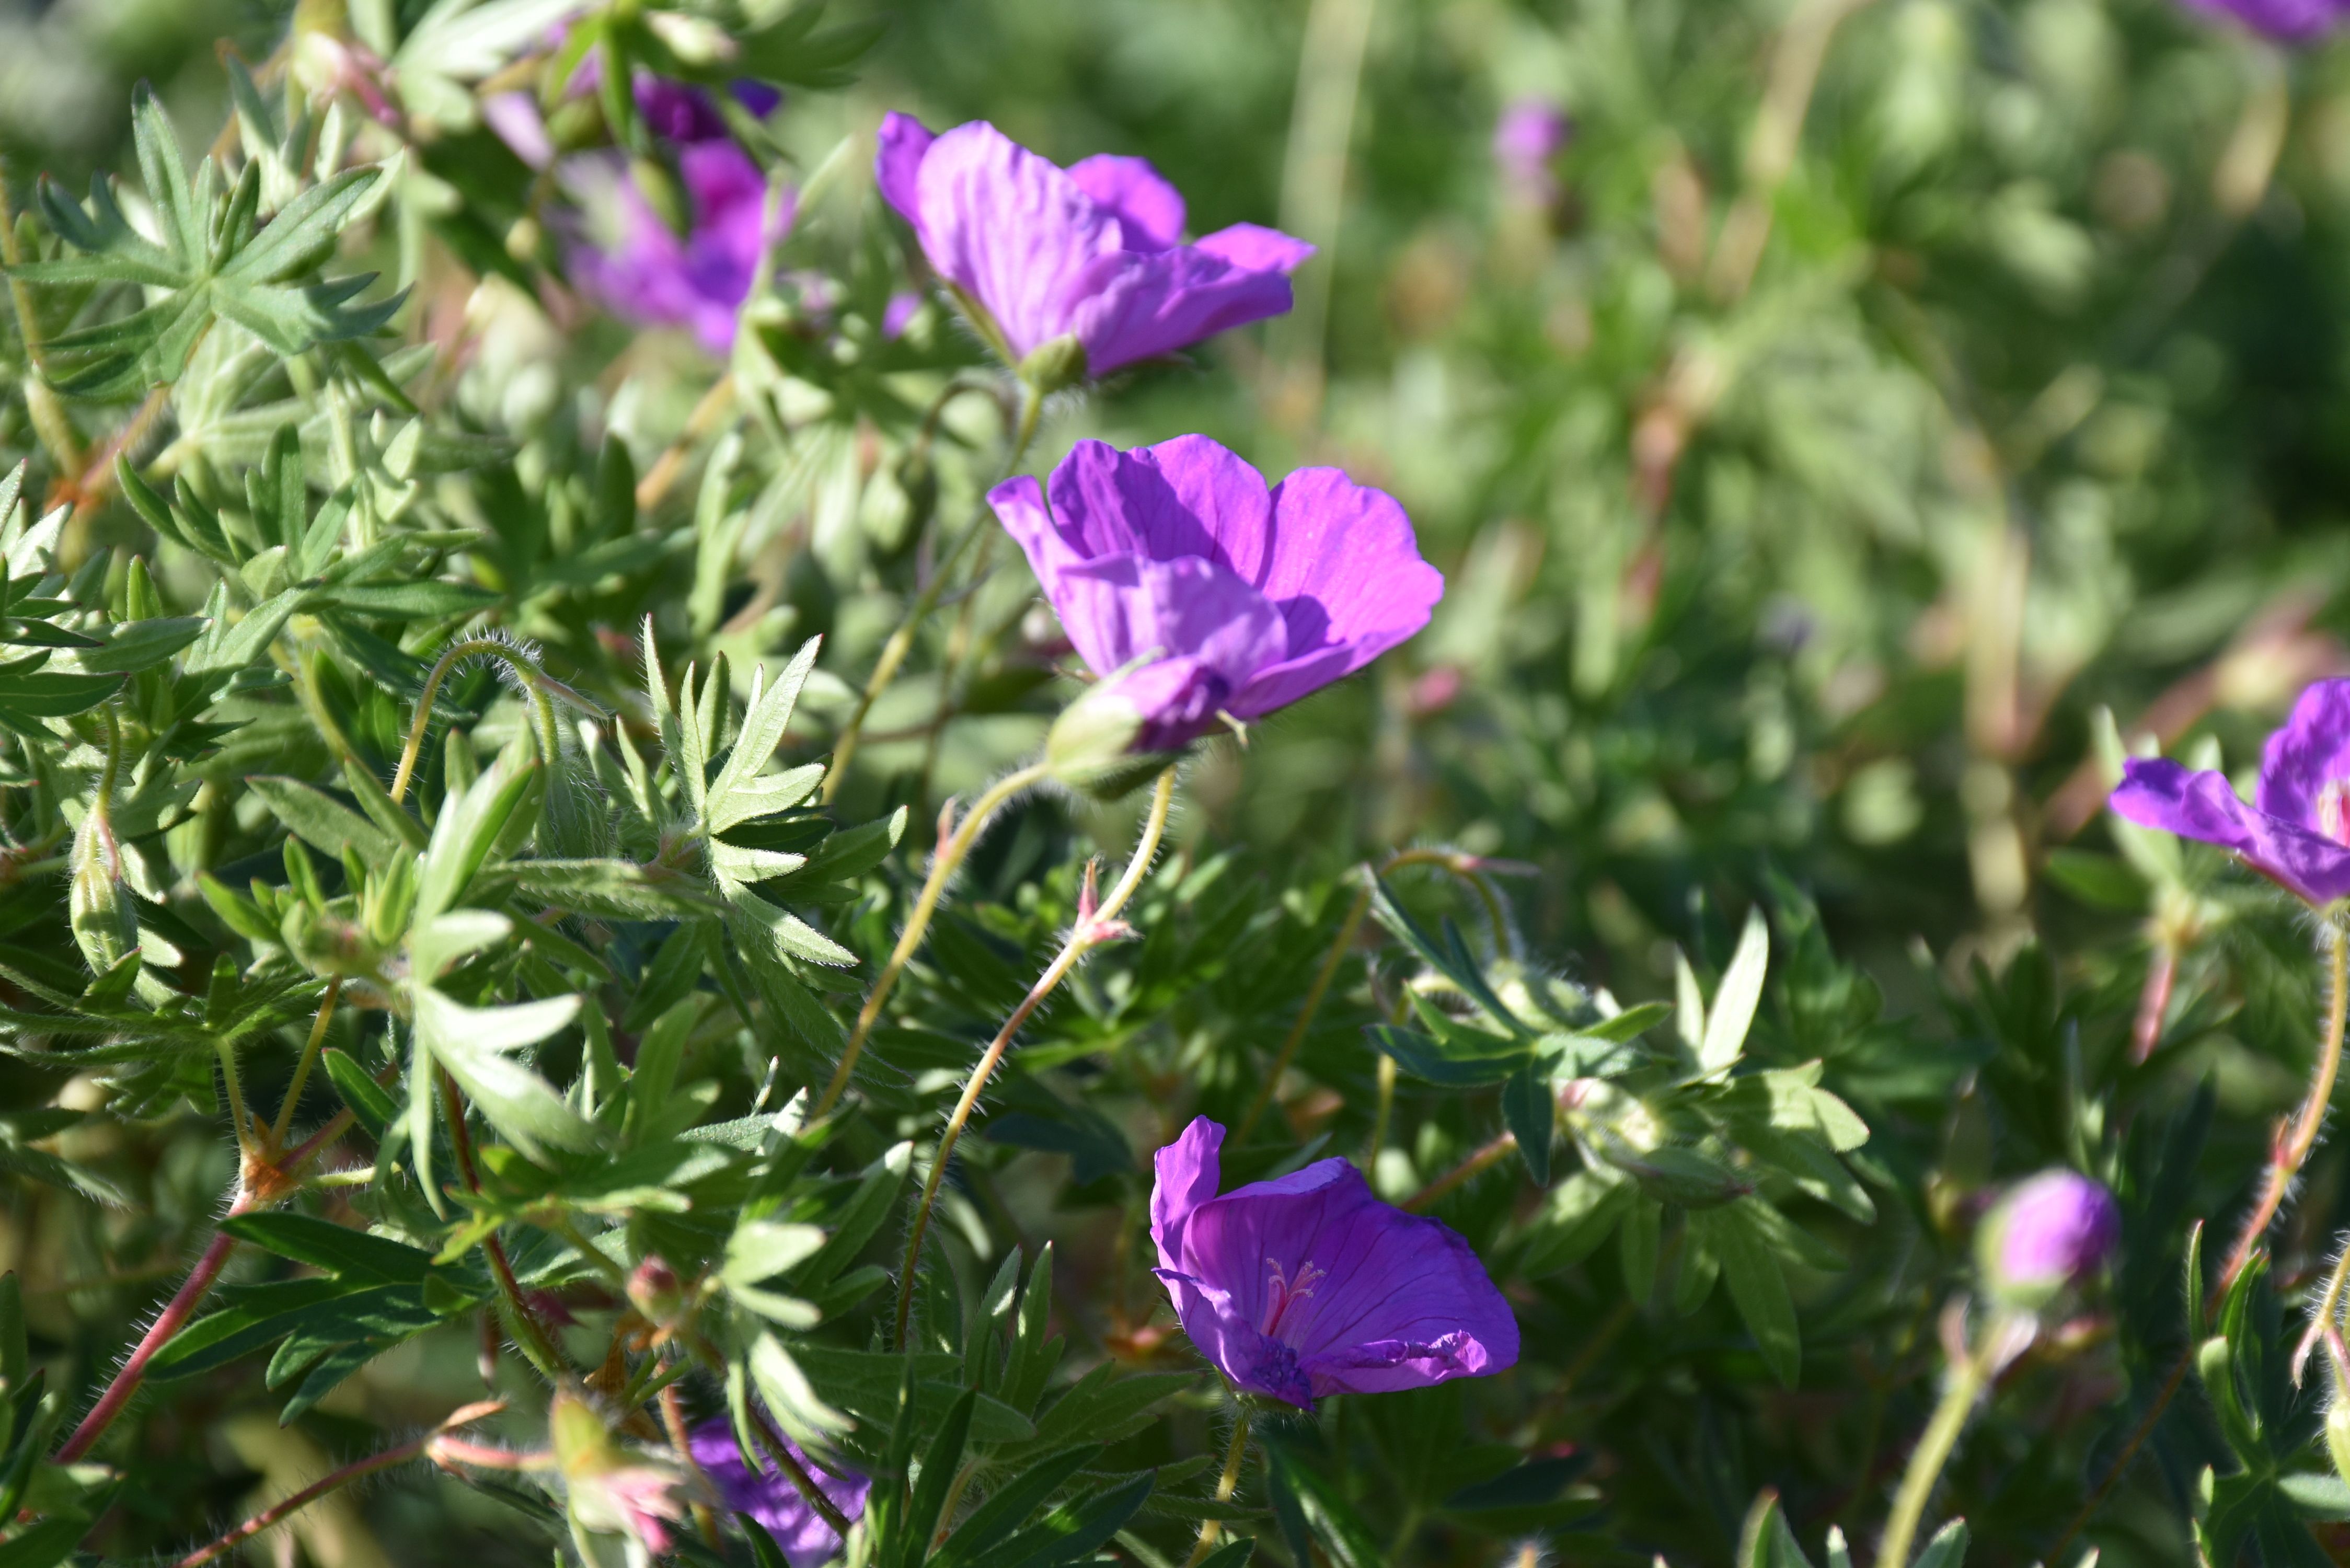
[893,768,1176,1347]
[2217,921,2350,1291]
[389,637,558,806]
[1184,1405,1253,1568]
[813,761,1052,1116]
[822,380,1046,803]
[1876,1336,1990,1568]
[269,977,341,1154]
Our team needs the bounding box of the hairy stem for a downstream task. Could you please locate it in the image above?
[54,1223,243,1462]
[813,762,1053,1116]
[2217,922,2350,1291]
[1404,1131,1517,1213]
[747,1404,855,1539]
[659,1382,722,1550]
[389,637,554,806]
[1184,1405,1253,1568]
[439,1068,569,1378]
[822,380,1045,803]
[174,1401,503,1567]
[893,768,1176,1346]
[1876,1338,1990,1568]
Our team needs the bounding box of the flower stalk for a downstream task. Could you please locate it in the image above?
[2217,920,2350,1290]
[1184,1406,1253,1568]
[174,1402,504,1567]
[813,759,1053,1115]
[1875,1321,1995,1568]
[892,766,1176,1346]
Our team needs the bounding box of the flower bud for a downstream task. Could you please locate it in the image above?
[1044,678,1181,801]
[626,1255,687,1330]
[1016,332,1088,394]
[68,799,135,976]
[1976,1169,2119,1309]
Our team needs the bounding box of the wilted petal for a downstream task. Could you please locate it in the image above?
[1065,153,1188,251]
[2111,756,2350,904]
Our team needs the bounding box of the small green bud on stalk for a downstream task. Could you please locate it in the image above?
[1044,676,1182,801]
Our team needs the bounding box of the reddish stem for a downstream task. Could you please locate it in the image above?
[2132,946,2177,1066]
[54,1222,242,1463]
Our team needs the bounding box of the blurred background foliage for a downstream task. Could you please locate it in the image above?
[13,0,2350,1562]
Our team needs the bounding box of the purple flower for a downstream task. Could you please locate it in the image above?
[2175,0,2350,39]
[989,435,1444,759]
[562,140,791,352]
[1149,1117,1518,1409]
[1976,1170,2119,1309]
[2110,680,2350,906]
[1493,98,1571,197]
[688,1419,868,1567]
[873,113,1314,381]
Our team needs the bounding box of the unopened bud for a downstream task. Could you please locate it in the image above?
[626,1256,687,1329]
[1976,1169,2119,1310]
[1016,332,1089,394]
[68,800,135,976]
[1044,678,1181,802]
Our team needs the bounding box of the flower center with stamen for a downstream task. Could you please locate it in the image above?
[1262,1259,1327,1342]
[2323,781,2350,848]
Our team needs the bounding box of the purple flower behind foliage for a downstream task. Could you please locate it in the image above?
[872,113,1314,379]
[2175,0,2350,39]
[1977,1170,2119,1308]
[1149,1117,1517,1409]
[1493,97,1571,198]
[688,1420,868,1568]
[988,435,1443,754]
[2111,679,2350,906]
[563,140,790,352]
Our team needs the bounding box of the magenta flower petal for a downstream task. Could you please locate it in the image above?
[2113,755,2350,905]
[2255,679,2350,835]
[992,436,1441,750]
[635,76,730,143]
[2176,0,2350,37]
[687,1420,868,1568]
[875,111,936,234]
[1192,223,1317,274]
[1064,154,1188,251]
[873,114,1310,377]
[1149,1116,1517,1409]
[563,140,791,353]
[1978,1170,2119,1309]
[482,91,554,170]
[1493,98,1572,194]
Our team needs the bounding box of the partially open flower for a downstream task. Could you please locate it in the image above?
[1975,1170,2119,1310]
[874,114,1312,381]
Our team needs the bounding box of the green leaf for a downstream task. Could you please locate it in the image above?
[0,667,121,721]
[413,987,596,1162]
[1694,1199,1801,1386]
[0,1512,89,1568]
[708,638,822,823]
[889,1387,977,1568]
[1501,1063,1553,1185]
[931,1447,1102,1568]
[1913,1518,1969,1568]
[1736,1489,1817,1568]
[414,750,536,922]
[55,616,206,675]
[222,1212,433,1282]
[1700,907,1769,1074]
[960,1469,1156,1568]
[247,775,400,863]
[322,1048,396,1141]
